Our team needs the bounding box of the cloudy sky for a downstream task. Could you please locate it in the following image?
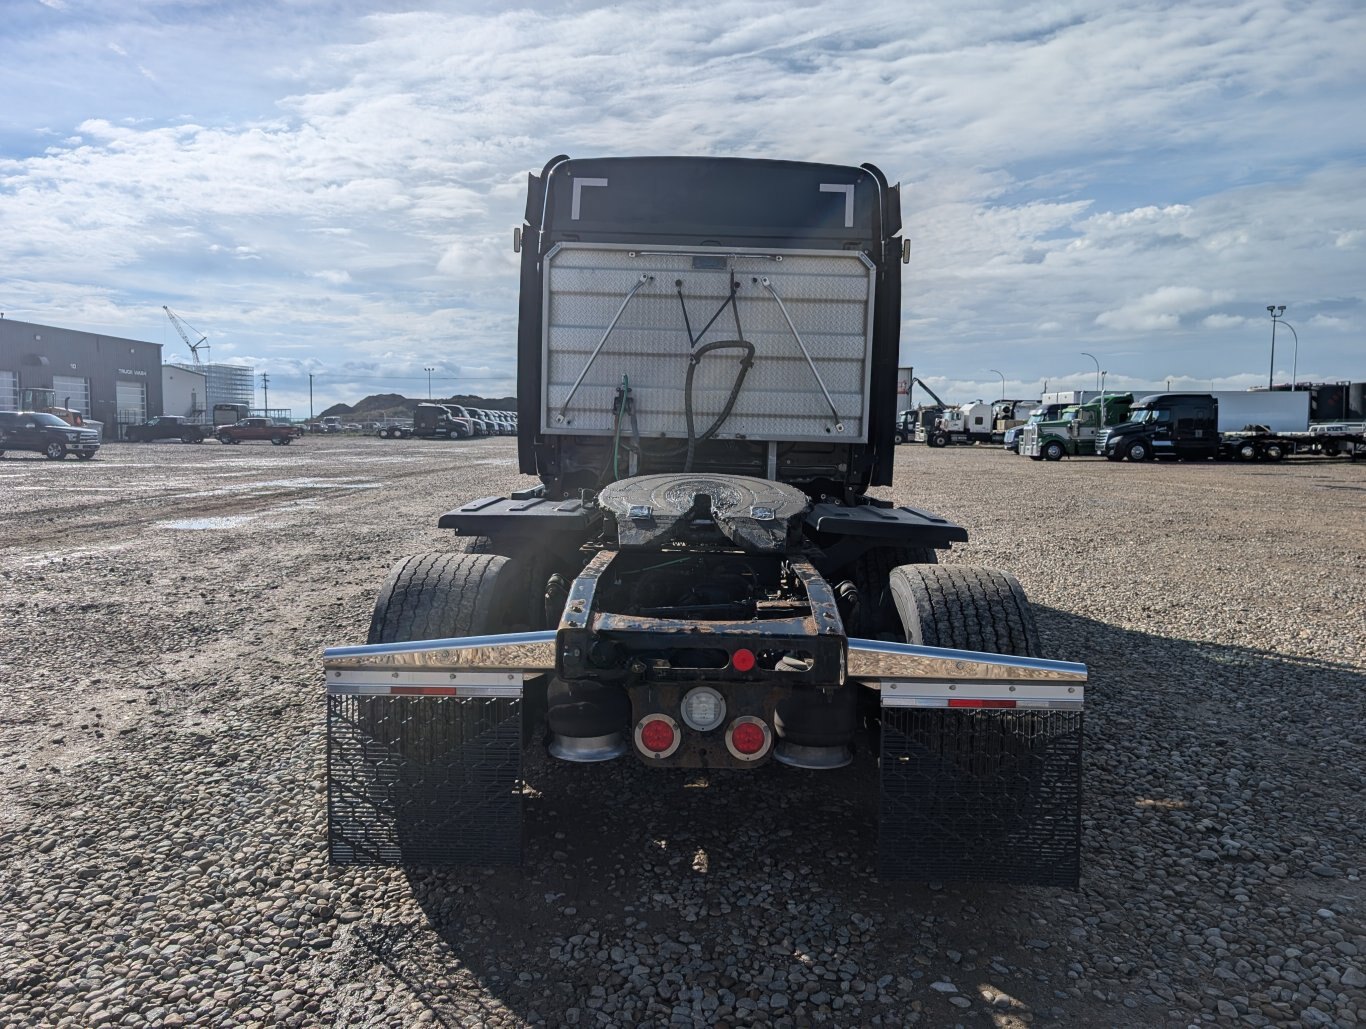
[1,0,1362,413]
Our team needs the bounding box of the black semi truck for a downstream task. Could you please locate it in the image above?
[323,156,1087,886]
[1098,393,1365,462]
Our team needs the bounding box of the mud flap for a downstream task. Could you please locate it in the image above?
[327,693,523,866]
[877,707,1082,887]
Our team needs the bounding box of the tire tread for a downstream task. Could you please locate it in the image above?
[889,564,1041,657]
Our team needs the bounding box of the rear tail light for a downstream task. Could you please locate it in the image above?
[634,714,681,759]
[725,716,772,761]
[730,648,757,672]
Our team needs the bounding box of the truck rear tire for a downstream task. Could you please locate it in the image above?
[850,546,937,638]
[1236,441,1258,461]
[888,565,1040,657]
[368,552,527,644]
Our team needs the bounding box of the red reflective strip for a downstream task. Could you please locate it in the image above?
[389,686,459,696]
[947,698,1017,709]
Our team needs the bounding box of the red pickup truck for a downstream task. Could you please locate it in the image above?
[216,418,303,446]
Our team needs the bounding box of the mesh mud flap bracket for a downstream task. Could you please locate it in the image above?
[850,639,1085,888]
[324,631,557,867]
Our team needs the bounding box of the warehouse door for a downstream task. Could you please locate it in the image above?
[52,375,91,415]
[0,370,16,411]
[116,380,147,437]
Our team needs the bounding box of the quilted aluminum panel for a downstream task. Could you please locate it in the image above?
[541,244,876,442]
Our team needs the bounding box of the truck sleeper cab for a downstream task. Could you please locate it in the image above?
[323,156,1087,886]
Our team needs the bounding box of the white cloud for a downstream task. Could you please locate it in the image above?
[1096,287,1233,332]
[1309,314,1349,329]
[1203,314,1247,329]
[0,0,1362,411]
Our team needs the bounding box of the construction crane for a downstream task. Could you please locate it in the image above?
[911,376,948,407]
[163,305,210,369]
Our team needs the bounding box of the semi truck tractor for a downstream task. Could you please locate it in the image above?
[1021,393,1134,461]
[323,156,1087,886]
[914,400,995,446]
[1098,392,1363,461]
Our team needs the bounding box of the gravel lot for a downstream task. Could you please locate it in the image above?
[1,436,1363,1028]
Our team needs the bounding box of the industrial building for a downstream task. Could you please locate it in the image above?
[165,358,256,412]
[162,365,207,419]
[0,317,163,435]
[165,361,256,416]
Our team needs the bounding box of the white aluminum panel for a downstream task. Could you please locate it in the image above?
[0,371,16,412]
[542,244,876,442]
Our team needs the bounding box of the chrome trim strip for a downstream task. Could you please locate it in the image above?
[326,683,524,698]
[848,637,1086,686]
[323,630,557,673]
[328,669,524,688]
[879,681,1083,709]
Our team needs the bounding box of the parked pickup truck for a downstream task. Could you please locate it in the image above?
[125,415,208,443]
[216,418,302,446]
[0,411,102,460]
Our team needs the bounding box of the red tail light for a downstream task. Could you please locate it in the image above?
[725,716,771,761]
[634,715,681,758]
[731,648,757,672]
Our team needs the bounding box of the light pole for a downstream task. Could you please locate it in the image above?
[1279,316,1300,389]
[988,369,1006,401]
[1266,306,1285,390]
[308,373,314,421]
[424,366,435,401]
[1080,352,1100,393]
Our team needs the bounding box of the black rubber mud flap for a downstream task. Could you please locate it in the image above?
[327,693,523,867]
[878,565,1082,887]
[877,707,1082,887]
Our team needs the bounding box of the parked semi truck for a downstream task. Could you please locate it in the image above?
[411,403,471,439]
[1098,392,1364,461]
[323,155,1087,886]
[1021,393,1134,461]
[914,400,994,446]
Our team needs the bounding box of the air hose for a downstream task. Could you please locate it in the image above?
[684,339,756,472]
